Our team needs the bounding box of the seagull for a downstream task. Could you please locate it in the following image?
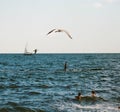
[47,29,72,39]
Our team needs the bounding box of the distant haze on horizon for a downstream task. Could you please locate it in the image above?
[0,0,120,53]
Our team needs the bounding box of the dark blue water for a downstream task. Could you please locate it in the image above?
[0,54,120,112]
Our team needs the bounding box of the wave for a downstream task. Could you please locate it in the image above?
[72,103,119,112]
[0,107,45,112]
[28,91,40,95]
[0,102,45,112]
[54,67,104,74]
[53,100,119,112]
[0,62,8,66]
[73,96,106,102]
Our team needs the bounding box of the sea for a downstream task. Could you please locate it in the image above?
[0,53,120,112]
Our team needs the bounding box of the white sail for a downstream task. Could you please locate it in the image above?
[24,44,32,55]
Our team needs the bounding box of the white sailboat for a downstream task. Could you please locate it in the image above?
[24,44,33,55]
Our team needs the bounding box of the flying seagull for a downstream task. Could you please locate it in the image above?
[47,29,72,39]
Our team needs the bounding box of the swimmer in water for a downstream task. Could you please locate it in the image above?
[75,92,82,100]
[91,91,96,97]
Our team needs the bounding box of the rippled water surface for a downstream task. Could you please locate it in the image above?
[0,54,120,112]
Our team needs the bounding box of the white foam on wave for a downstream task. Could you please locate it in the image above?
[53,101,119,112]
[72,103,119,112]
[73,103,100,109]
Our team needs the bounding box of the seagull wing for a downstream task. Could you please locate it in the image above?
[47,29,56,35]
[62,30,72,39]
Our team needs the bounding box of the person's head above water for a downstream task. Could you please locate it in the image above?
[78,92,81,96]
[91,90,96,97]
[92,91,95,94]
[75,92,82,100]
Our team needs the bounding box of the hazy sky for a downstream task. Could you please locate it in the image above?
[0,0,120,53]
